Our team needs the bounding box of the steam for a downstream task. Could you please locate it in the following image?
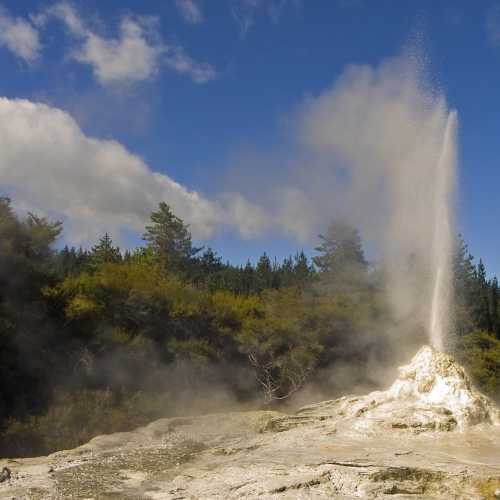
[297,54,458,349]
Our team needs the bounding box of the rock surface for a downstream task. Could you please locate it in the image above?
[1,346,499,499]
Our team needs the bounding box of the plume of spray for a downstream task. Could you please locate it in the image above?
[429,112,457,351]
[294,52,458,352]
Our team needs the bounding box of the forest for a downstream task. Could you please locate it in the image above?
[0,197,499,458]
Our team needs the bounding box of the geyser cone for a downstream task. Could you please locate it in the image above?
[387,345,498,427]
[294,345,499,434]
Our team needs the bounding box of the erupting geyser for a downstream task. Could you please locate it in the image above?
[429,111,458,352]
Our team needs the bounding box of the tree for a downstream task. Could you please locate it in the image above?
[241,260,255,294]
[189,247,224,288]
[0,198,62,422]
[54,246,90,278]
[293,251,314,289]
[313,221,367,290]
[474,259,492,332]
[143,203,201,273]
[90,233,121,268]
[452,235,477,337]
[255,253,273,292]
[490,277,499,339]
[280,256,294,288]
[237,289,322,403]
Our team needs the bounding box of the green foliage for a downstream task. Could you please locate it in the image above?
[143,202,201,273]
[89,233,122,268]
[236,288,323,403]
[0,389,170,457]
[0,198,498,459]
[453,235,500,342]
[456,330,500,400]
[313,220,367,292]
[53,246,90,278]
[0,197,62,421]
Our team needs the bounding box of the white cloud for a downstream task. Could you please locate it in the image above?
[0,97,307,245]
[0,97,218,243]
[34,1,86,36]
[164,45,217,83]
[73,17,166,86]
[0,7,41,63]
[38,2,216,86]
[175,0,204,25]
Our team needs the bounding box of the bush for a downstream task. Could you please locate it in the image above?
[0,389,170,458]
[455,330,500,400]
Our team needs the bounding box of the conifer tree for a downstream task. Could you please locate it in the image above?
[313,221,367,290]
[143,202,201,273]
[474,259,492,332]
[293,251,314,288]
[242,260,255,294]
[452,235,477,336]
[90,233,121,267]
[490,277,499,338]
[280,256,294,288]
[256,253,273,292]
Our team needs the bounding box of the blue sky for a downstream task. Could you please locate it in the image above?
[0,0,499,275]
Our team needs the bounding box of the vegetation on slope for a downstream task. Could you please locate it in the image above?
[0,197,498,457]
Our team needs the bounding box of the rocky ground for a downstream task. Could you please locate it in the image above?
[1,346,499,499]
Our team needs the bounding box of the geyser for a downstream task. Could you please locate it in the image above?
[429,111,458,351]
[300,56,460,353]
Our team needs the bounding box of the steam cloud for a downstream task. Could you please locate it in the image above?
[298,54,457,344]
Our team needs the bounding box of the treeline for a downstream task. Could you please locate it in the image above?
[0,198,498,457]
[55,240,314,295]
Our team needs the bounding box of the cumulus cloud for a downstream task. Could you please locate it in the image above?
[37,2,216,86]
[175,0,204,25]
[0,97,216,243]
[74,18,165,86]
[0,6,41,63]
[0,97,310,245]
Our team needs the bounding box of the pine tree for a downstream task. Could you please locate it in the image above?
[90,233,121,267]
[293,251,313,289]
[313,221,367,290]
[143,202,201,273]
[280,256,294,288]
[54,246,90,277]
[256,253,273,292]
[452,235,477,337]
[313,221,366,273]
[490,277,499,338]
[474,259,492,332]
[190,248,224,288]
[242,260,255,294]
